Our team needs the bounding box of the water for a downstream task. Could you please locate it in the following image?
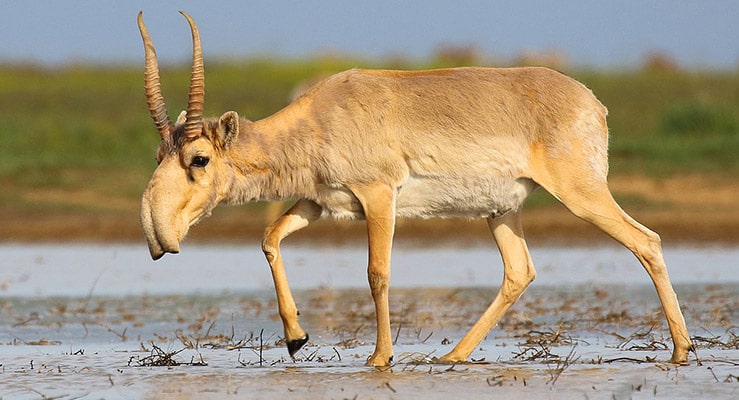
[0,244,737,399]
[1,243,737,297]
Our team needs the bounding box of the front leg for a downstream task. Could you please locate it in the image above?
[351,183,397,367]
[261,199,322,357]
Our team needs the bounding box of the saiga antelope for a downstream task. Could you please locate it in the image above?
[138,12,693,367]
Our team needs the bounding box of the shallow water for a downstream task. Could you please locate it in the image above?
[1,243,737,296]
[0,243,737,399]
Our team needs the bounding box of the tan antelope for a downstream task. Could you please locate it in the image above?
[138,12,693,366]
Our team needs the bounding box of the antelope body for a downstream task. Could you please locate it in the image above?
[138,12,693,366]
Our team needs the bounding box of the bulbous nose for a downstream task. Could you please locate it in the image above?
[150,243,179,260]
[141,179,183,260]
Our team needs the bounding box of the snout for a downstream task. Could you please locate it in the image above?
[148,239,180,260]
[139,155,218,260]
[141,191,183,260]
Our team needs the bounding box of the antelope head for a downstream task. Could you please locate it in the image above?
[138,12,242,260]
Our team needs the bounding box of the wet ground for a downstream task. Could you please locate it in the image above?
[1,244,737,399]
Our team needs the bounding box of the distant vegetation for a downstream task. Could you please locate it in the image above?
[0,58,736,215]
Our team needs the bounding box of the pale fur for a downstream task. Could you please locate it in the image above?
[216,67,602,219]
[140,21,693,367]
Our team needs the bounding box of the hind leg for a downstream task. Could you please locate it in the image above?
[548,181,693,364]
[439,210,536,363]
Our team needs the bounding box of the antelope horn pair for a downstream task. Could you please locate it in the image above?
[137,11,204,139]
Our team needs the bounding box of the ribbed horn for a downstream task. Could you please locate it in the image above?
[180,11,205,138]
[137,11,173,139]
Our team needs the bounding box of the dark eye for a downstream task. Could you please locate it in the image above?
[191,155,209,168]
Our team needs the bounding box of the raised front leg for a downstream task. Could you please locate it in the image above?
[262,199,322,357]
[351,183,397,367]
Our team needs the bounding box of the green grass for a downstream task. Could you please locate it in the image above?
[0,60,736,214]
[573,70,738,176]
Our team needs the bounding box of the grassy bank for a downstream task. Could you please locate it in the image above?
[0,59,736,242]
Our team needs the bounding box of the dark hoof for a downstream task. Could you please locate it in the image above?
[287,334,309,357]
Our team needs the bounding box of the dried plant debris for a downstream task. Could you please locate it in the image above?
[546,345,580,385]
[511,327,579,363]
[691,327,739,350]
[9,338,62,346]
[594,325,667,353]
[613,326,670,351]
[129,344,207,367]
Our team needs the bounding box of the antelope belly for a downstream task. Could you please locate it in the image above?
[395,175,536,219]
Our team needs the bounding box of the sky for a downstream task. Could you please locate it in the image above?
[0,1,737,69]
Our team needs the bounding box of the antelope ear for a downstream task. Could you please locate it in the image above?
[217,111,240,148]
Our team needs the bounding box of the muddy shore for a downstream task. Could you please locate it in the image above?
[2,282,737,399]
